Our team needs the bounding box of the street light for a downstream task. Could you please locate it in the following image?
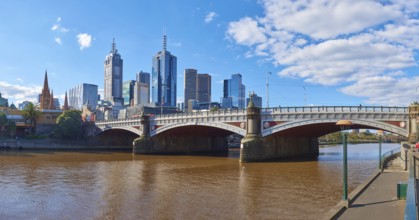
[378,132,383,170]
[336,119,353,207]
[266,72,272,108]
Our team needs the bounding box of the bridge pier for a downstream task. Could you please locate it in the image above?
[240,96,319,162]
[408,105,419,143]
[133,114,153,154]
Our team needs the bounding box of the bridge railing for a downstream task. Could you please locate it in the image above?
[262,106,407,114]
[95,106,408,123]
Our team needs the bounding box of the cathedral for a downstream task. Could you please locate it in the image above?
[39,70,55,110]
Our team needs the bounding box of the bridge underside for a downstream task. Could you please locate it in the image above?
[92,129,139,148]
[134,125,234,155]
[271,123,383,137]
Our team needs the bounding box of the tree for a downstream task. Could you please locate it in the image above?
[55,110,83,139]
[7,120,16,138]
[0,111,7,136]
[21,102,41,135]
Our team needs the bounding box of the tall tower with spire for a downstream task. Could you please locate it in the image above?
[104,38,123,104]
[40,70,55,110]
[152,33,177,107]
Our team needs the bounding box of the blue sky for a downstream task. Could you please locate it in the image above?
[1,0,419,107]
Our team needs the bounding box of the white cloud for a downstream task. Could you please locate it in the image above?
[54,37,62,45]
[205,12,218,23]
[226,0,419,106]
[51,17,69,32]
[227,17,267,46]
[77,33,92,50]
[0,81,41,104]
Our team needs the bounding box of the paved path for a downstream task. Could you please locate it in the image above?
[338,170,407,220]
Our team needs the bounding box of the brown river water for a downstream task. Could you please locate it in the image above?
[0,143,399,220]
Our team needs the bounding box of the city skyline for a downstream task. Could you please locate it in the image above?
[1,1,419,107]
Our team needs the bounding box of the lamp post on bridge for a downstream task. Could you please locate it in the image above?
[336,119,353,207]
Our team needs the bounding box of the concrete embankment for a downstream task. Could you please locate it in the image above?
[0,139,131,151]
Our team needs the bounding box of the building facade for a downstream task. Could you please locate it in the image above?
[197,73,211,103]
[68,83,98,110]
[104,39,123,104]
[222,73,245,109]
[133,81,149,106]
[123,80,136,106]
[184,69,211,109]
[152,34,177,107]
[246,93,262,108]
[184,68,197,109]
[136,71,150,103]
[0,92,8,107]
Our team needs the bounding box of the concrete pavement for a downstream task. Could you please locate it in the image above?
[337,170,407,220]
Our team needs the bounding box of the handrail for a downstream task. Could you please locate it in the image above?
[95,105,408,123]
[404,149,418,220]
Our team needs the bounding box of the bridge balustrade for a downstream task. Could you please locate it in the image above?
[263,106,407,114]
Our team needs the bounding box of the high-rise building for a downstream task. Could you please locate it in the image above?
[152,34,177,107]
[136,71,150,103]
[133,81,149,105]
[0,92,8,107]
[197,73,211,103]
[104,39,123,104]
[222,73,245,109]
[123,80,136,106]
[68,83,98,110]
[184,69,211,109]
[246,93,262,108]
[184,68,197,109]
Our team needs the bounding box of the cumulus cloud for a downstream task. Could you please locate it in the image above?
[0,81,42,104]
[226,0,419,106]
[205,12,218,23]
[77,33,92,50]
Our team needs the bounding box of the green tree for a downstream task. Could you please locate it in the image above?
[0,111,7,136]
[7,120,16,138]
[55,110,83,139]
[21,102,41,135]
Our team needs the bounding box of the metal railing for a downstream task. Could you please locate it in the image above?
[404,149,418,220]
[96,105,408,123]
[380,147,401,171]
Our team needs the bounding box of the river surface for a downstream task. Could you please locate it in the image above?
[0,143,399,220]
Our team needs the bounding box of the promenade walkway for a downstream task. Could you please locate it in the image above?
[325,158,408,219]
[338,170,407,220]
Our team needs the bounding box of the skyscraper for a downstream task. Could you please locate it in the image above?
[136,71,150,103]
[184,68,197,109]
[68,83,98,110]
[152,34,177,107]
[221,73,245,109]
[184,69,211,109]
[197,73,211,103]
[123,80,136,106]
[104,39,123,104]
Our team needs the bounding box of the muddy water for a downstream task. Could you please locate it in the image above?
[0,143,398,220]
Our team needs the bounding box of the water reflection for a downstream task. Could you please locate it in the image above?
[0,143,399,220]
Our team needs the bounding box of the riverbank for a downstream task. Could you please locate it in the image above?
[0,138,131,151]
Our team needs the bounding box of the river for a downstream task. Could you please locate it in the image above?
[0,143,399,220]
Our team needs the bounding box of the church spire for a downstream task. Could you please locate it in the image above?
[49,90,55,109]
[43,70,49,93]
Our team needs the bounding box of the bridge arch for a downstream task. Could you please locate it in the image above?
[97,126,143,136]
[151,121,246,137]
[262,119,408,138]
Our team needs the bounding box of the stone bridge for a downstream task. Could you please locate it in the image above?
[95,105,416,162]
